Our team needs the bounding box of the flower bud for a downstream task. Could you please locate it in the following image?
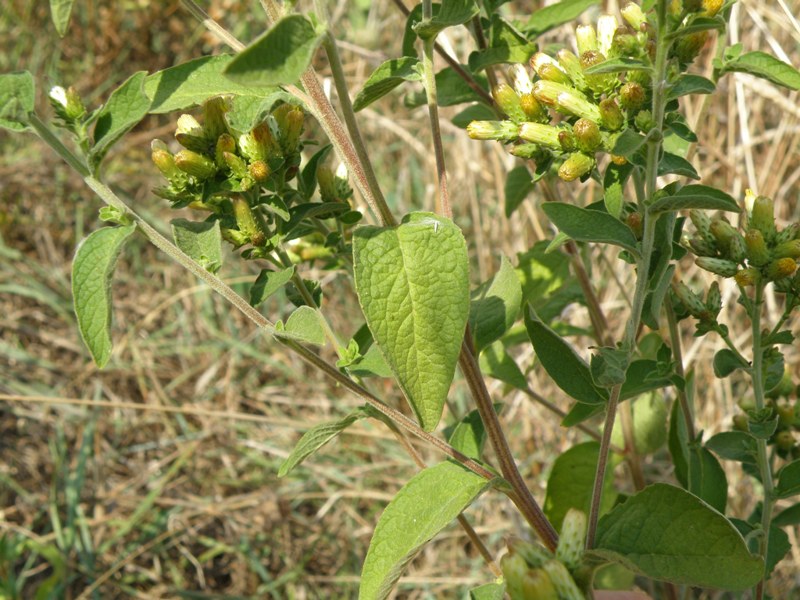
[501,552,530,599]
[599,98,625,130]
[689,209,713,241]
[215,133,237,168]
[580,51,616,95]
[556,509,587,570]
[627,212,643,239]
[508,64,533,95]
[703,0,723,16]
[774,240,800,260]
[620,81,646,109]
[778,402,795,426]
[222,151,248,178]
[750,195,776,240]
[745,229,771,266]
[733,413,749,431]
[519,122,563,149]
[573,118,602,152]
[634,109,656,132]
[174,149,217,180]
[252,122,279,160]
[317,166,337,202]
[556,90,602,122]
[466,120,520,141]
[50,85,86,121]
[508,538,553,568]
[272,104,304,153]
[597,15,618,56]
[774,223,799,245]
[767,257,798,281]
[673,31,709,64]
[542,560,584,600]
[151,141,181,180]
[706,281,722,316]
[519,93,549,122]
[558,152,595,181]
[576,24,598,56]
[530,53,567,81]
[776,431,795,452]
[696,256,739,277]
[539,63,574,85]
[521,569,559,600]
[622,2,647,30]
[611,154,628,165]
[203,96,229,140]
[176,114,204,137]
[709,219,737,250]
[688,236,717,257]
[492,83,527,122]
[232,196,266,246]
[558,129,577,151]
[508,143,540,159]
[673,281,707,316]
[248,160,270,183]
[735,267,760,287]
[728,232,747,263]
[556,49,587,91]
[611,28,641,58]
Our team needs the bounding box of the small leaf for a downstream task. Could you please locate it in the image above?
[591,347,629,388]
[648,185,740,214]
[713,348,749,378]
[91,72,151,163]
[612,129,647,157]
[773,502,800,527]
[544,441,619,531]
[582,57,651,75]
[469,256,522,352]
[667,74,716,100]
[0,71,35,132]
[170,219,223,274]
[541,203,639,255]
[249,266,295,307]
[145,56,278,114]
[359,461,494,600]
[673,16,725,36]
[720,51,800,91]
[525,308,607,405]
[592,483,764,590]
[298,144,332,200]
[524,0,599,36]
[353,58,422,111]
[706,431,758,464]
[278,408,367,476]
[468,16,537,72]
[469,582,506,600]
[278,306,326,346]
[620,359,673,400]
[49,0,74,36]
[354,212,470,431]
[776,459,800,499]
[348,344,394,379]
[479,340,528,391]
[603,162,632,219]
[447,405,501,460]
[224,15,324,87]
[504,165,534,217]
[412,0,480,40]
[72,225,137,368]
[658,151,700,179]
[688,446,728,513]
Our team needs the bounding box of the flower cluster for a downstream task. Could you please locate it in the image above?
[151,97,357,261]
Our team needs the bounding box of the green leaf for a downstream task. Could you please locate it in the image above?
[620,359,673,400]
[278,408,367,477]
[468,16,537,72]
[706,431,757,464]
[504,165,534,217]
[479,340,528,391]
[49,0,74,36]
[544,441,619,531]
[688,446,728,513]
[516,241,571,308]
[730,519,791,579]
[298,144,333,201]
[404,67,489,108]
[524,0,599,36]
[648,185,740,214]
[72,225,137,368]
[562,401,603,426]
[451,103,496,128]
[0,71,35,132]
[668,386,690,488]
[667,74,716,100]
[469,582,506,600]
[91,72,151,163]
[720,51,800,91]
[673,16,725,36]
[776,459,800,499]
[412,0,480,40]
[469,256,522,352]
[348,344,394,379]
[145,56,279,114]
[541,203,639,255]
[224,15,324,87]
[612,129,647,157]
[353,212,470,431]
[593,483,763,590]
[359,461,494,600]
[583,57,651,75]
[276,306,327,346]
[447,405,501,460]
[773,502,800,527]
[610,392,667,455]
[657,151,699,179]
[603,162,632,219]
[353,58,422,112]
[713,348,749,378]
[250,266,295,307]
[170,219,223,274]
[525,308,607,405]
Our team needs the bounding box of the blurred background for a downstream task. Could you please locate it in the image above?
[1,0,799,597]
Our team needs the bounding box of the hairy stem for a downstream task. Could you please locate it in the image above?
[665,300,696,441]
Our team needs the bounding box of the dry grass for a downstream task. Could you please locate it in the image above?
[1,0,800,598]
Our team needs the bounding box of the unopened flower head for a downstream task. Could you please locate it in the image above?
[519,122,562,149]
[621,2,647,30]
[558,152,595,181]
[467,120,520,141]
[575,24,598,56]
[556,90,602,122]
[492,83,526,122]
[596,15,618,56]
[555,50,586,90]
[508,63,533,95]
[49,86,68,108]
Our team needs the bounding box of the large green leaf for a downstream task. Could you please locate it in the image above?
[468,16,537,72]
[720,51,800,91]
[0,71,35,132]
[224,15,324,87]
[170,219,223,274]
[648,185,740,214]
[524,0,599,36]
[353,58,422,111]
[145,56,278,114]
[469,256,522,352]
[525,308,607,405]
[447,405,501,460]
[610,393,667,455]
[544,441,619,531]
[593,483,763,590]
[688,446,728,513]
[49,0,74,36]
[91,72,151,163]
[359,461,494,600]
[667,74,716,100]
[72,225,137,368]
[249,266,295,307]
[353,212,470,431]
[541,203,639,255]
[504,165,534,217]
[479,340,528,391]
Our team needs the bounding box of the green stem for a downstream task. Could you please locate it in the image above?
[665,301,696,441]
[28,114,90,177]
[751,283,775,600]
[421,34,451,217]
